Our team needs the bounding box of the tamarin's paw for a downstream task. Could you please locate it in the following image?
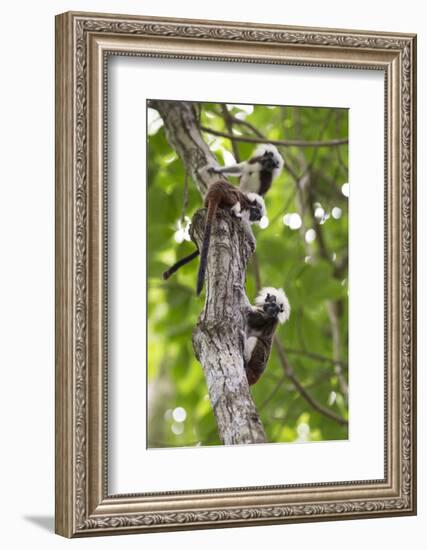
[201,164,220,175]
[231,201,242,218]
[198,164,217,178]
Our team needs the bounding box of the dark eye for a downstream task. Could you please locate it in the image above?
[280,306,284,312]
[266,293,270,300]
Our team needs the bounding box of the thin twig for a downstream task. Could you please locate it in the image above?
[251,252,348,427]
[220,105,242,162]
[258,374,287,410]
[269,189,297,226]
[200,126,348,148]
[209,106,265,139]
[334,110,349,176]
[327,301,349,399]
[274,337,348,426]
[306,108,336,172]
[285,347,348,369]
[226,115,265,138]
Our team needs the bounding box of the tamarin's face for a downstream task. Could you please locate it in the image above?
[263,293,284,319]
[247,203,263,222]
[260,151,281,172]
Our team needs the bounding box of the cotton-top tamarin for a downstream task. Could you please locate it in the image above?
[210,143,284,196]
[194,181,266,295]
[244,287,290,385]
[162,144,284,291]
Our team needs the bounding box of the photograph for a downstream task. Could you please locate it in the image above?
[147,100,349,448]
[54,10,416,537]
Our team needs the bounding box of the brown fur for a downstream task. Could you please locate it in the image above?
[203,180,256,212]
[162,181,263,291]
[244,310,278,385]
[196,181,261,295]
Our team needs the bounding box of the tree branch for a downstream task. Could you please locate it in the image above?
[274,337,348,426]
[220,104,242,162]
[251,251,348,427]
[200,126,349,148]
[285,347,348,368]
[151,100,220,195]
[152,100,266,445]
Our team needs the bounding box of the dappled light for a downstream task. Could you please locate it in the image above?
[284,212,302,230]
[341,183,350,197]
[305,229,317,243]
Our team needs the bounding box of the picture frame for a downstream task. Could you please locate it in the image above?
[55,11,417,537]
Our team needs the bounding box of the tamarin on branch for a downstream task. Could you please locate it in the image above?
[163,144,284,293]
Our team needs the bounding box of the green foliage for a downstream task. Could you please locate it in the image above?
[147,103,348,447]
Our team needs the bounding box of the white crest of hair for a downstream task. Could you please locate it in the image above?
[255,287,291,324]
[254,143,284,172]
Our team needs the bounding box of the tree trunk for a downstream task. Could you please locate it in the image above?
[149,100,219,195]
[191,209,266,444]
[151,100,266,445]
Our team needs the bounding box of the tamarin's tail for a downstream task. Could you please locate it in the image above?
[162,249,199,280]
[196,198,218,295]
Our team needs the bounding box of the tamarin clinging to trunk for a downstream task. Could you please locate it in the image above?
[244,287,290,385]
[162,144,284,290]
[194,181,265,295]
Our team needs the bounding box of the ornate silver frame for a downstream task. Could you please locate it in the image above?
[55,11,417,537]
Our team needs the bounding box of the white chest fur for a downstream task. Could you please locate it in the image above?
[244,336,258,362]
[239,166,262,193]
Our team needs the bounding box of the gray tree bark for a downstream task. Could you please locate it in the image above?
[151,100,266,445]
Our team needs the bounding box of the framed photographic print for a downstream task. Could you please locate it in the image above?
[55,11,417,537]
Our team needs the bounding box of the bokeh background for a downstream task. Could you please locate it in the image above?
[147,102,349,447]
